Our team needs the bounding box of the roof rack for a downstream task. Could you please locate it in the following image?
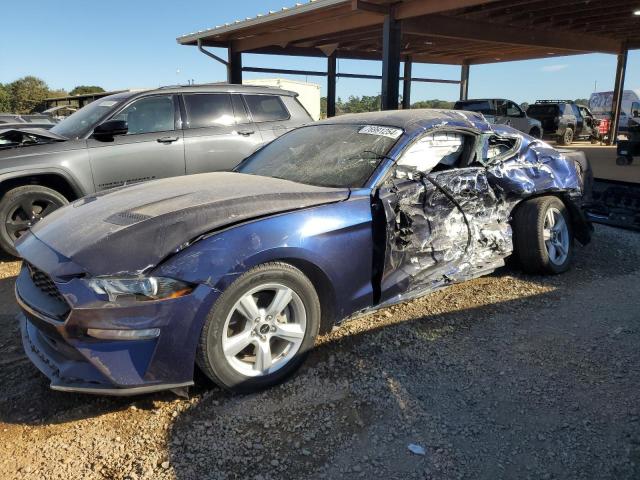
[157,82,229,89]
[534,100,575,104]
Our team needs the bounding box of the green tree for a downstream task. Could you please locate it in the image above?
[411,99,455,109]
[574,98,590,106]
[69,85,105,96]
[0,83,10,112]
[7,76,50,114]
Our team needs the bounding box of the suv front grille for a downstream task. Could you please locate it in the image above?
[26,263,68,307]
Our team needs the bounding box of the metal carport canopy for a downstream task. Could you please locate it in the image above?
[176,0,639,136]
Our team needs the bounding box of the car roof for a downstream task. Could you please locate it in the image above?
[315,109,488,133]
[106,84,298,101]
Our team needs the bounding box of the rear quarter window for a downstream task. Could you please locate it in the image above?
[244,95,290,122]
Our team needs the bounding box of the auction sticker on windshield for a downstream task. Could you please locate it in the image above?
[358,125,403,139]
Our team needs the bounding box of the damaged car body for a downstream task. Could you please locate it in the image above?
[14,110,592,395]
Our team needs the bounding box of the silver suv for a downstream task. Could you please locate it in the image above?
[454,98,543,139]
[0,84,312,256]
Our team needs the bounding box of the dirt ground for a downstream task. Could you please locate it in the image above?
[0,225,639,480]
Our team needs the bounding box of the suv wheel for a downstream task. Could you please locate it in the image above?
[529,127,541,139]
[196,262,321,392]
[0,185,68,257]
[558,127,574,145]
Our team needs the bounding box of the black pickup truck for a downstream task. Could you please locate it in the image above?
[527,100,600,145]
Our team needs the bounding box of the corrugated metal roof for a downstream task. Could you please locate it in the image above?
[176,0,348,44]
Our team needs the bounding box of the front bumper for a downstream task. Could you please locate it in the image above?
[15,255,217,396]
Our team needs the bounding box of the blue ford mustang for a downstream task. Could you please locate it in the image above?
[15,110,592,395]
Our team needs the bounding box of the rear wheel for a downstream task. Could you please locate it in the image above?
[196,262,321,392]
[558,127,574,145]
[0,185,68,257]
[616,156,633,166]
[512,196,573,275]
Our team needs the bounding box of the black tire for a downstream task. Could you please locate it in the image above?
[0,185,68,257]
[616,156,632,166]
[196,262,321,393]
[558,127,574,146]
[529,127,542,139]
[512,196,573,275]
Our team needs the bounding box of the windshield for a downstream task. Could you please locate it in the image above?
[236,124,402,188]
[454,100,495,115]
[50,97,127,139]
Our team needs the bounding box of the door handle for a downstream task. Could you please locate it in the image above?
[157,136,179,144]
[237,130,255,136]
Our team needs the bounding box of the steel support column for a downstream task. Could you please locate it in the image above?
[381,14,401,111]
[327,53,337,118]
[460,62,470,101]
[228,46,243,84]
[608,44,628,145]
[402,58,413,109]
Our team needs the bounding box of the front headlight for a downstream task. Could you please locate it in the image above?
[87,276,193,302]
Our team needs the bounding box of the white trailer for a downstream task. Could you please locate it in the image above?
[589,89,640,134]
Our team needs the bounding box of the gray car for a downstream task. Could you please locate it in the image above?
[0,84,312,256]
[454,98,543,138]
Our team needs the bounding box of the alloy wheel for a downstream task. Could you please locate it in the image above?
[543,207,569,266]
[5,195,62,241]
[222,283,307,377]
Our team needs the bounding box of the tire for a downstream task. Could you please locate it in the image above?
[512,196,573,275]
[196,262,321,393]
[0,185,68,257]
[529,127,541,139]
[558,127,574,145]
[616,156,632,166]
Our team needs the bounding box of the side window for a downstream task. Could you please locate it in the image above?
[183,94,235,128]
[113,96,175,135]
[396,131,468,177]
[496,100,507,116]
[243,95,290,122]
[506,102,522,117]
[483,134,518,162]
[571,104,581,117]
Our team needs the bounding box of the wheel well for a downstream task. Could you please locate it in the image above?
[280,258,337,335]
[529,126,541,135]
[0,174,79,201]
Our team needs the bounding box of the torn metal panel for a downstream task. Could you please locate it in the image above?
[378,167,513,303]
[486,140,584,197]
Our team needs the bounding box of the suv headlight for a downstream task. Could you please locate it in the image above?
[87,277,193,302]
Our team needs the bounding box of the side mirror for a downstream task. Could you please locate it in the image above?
[93,120,128,140]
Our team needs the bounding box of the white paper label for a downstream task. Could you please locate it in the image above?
[358,125,402,139]
[99,101,118,107]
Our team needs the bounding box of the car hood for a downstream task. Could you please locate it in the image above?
[25,172,350,275]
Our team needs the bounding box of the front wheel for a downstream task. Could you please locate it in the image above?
[196,262,321,392]
[512,196,573,275]
[616,156,633,166]
[0,185,68,257]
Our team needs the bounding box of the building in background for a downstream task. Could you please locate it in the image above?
[245,79,321,121]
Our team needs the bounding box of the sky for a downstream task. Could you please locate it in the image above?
[1,0,638,104]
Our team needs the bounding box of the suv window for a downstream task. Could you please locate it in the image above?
[244,95,290,122]
[184,94,235,128]
[114,96,175,135]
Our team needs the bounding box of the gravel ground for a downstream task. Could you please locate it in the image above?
[0,225,639,480]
